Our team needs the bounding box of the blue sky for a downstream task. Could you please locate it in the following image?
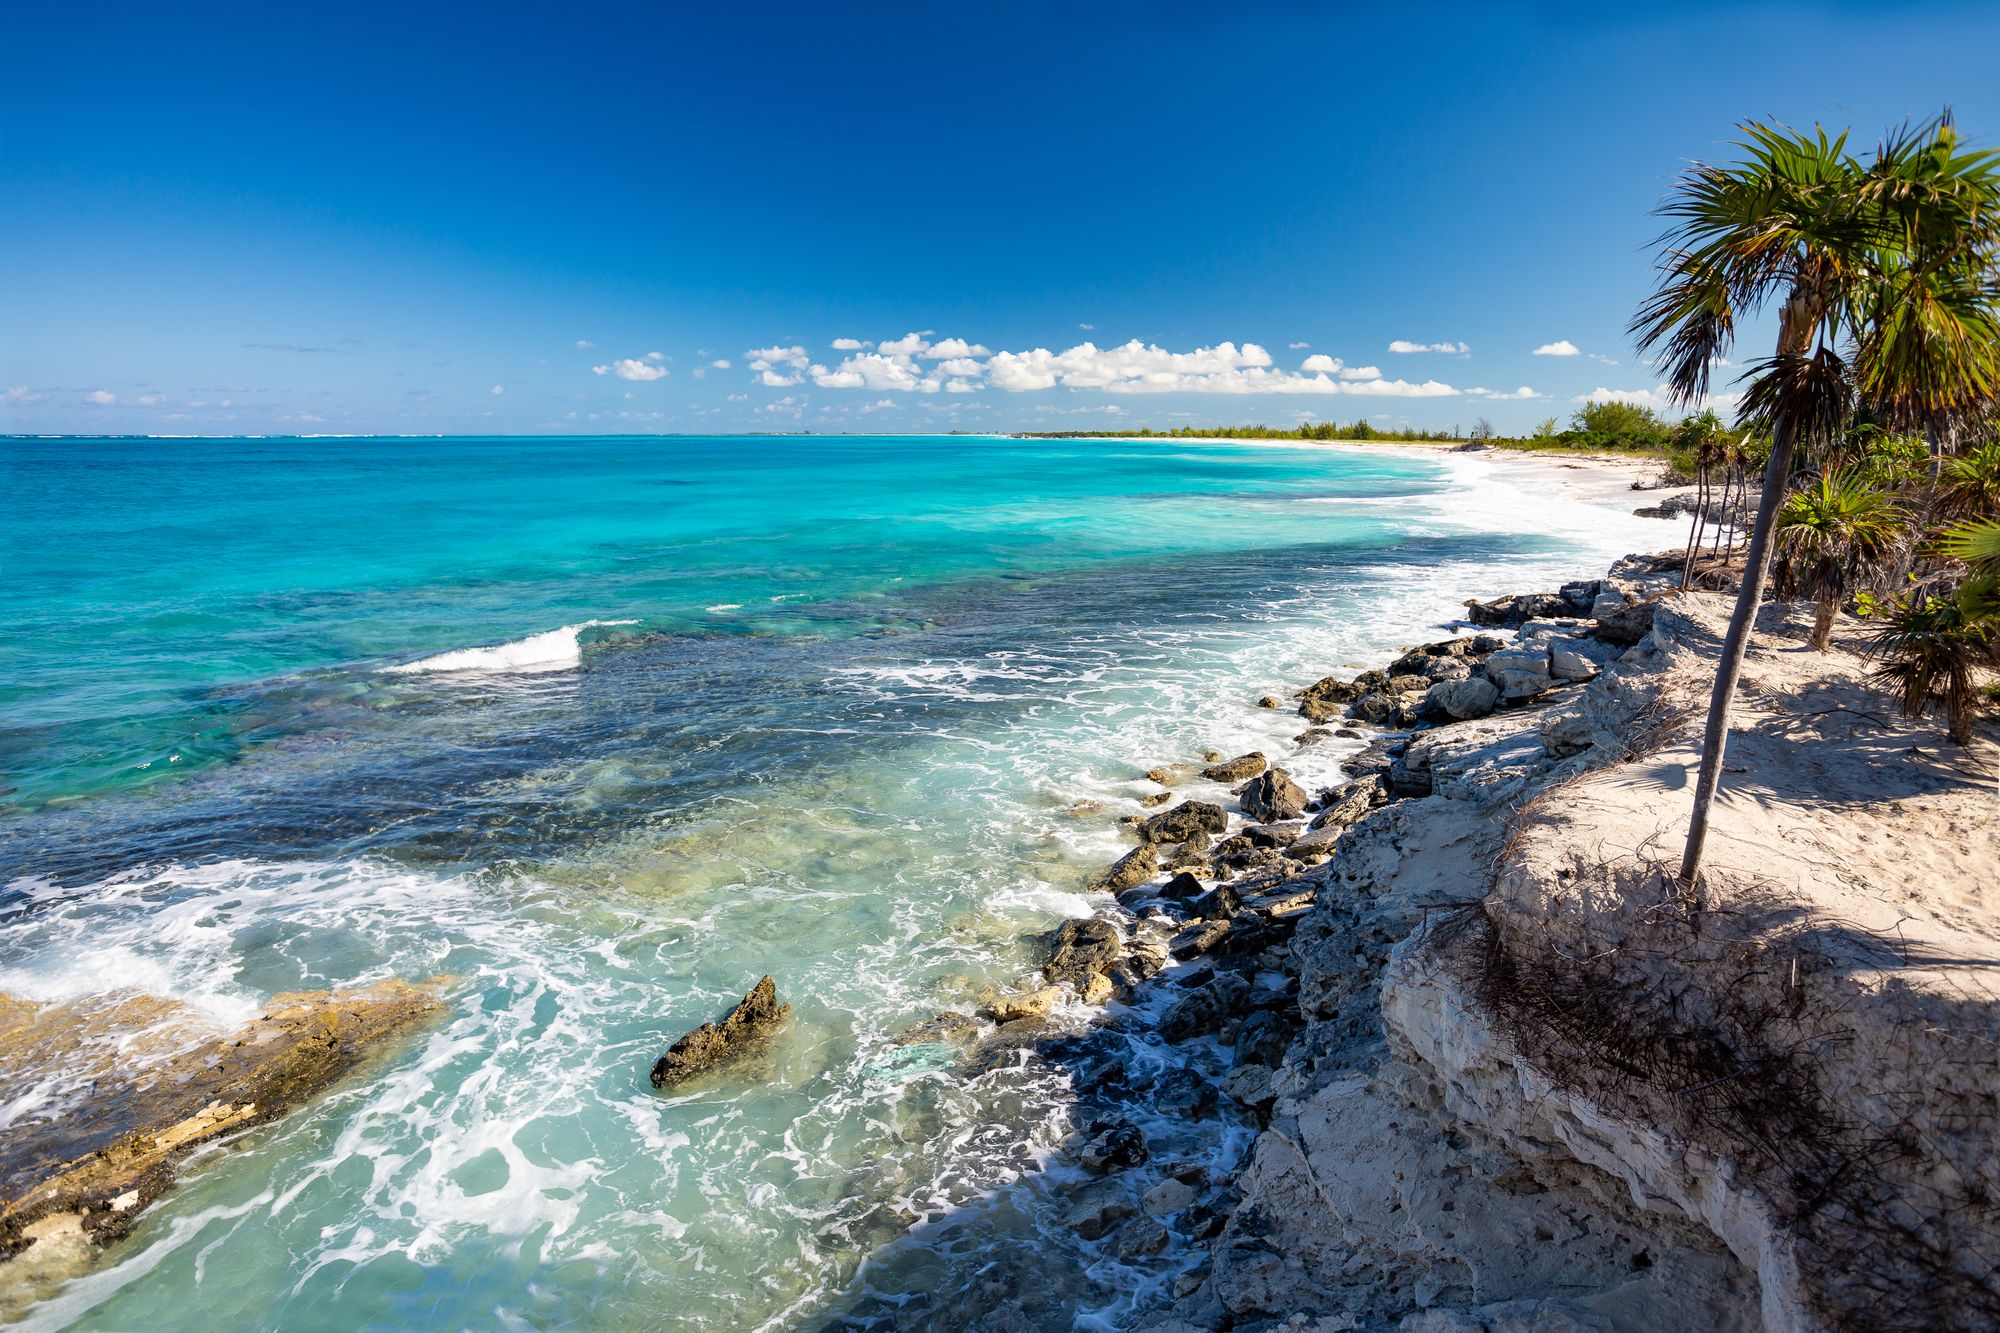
[5,2,1999,437]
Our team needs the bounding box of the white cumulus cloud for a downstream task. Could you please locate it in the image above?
[830,338,872,351]
[747,345,810,371]
[1388,339,1469,354]
[575,339,596,350]
[85,389,117,404]
[594,359,671,381]
[710,358,732,370]
[490,384,505,395]
[1469,385,1540,400]
[926,337,991,359]
[1532,340,1580,357]
[1288,341,1311,350]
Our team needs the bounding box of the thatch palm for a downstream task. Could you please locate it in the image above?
[1774,467,1905,650]
[1632,114,2000,887]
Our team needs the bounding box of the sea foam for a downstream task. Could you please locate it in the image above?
[383,619,638,675]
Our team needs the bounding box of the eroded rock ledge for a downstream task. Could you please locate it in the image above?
[0,978,444,1291]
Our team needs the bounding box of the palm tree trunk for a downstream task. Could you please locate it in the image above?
[1677,415,1799,887]
[1812,593,1836,651]
[1682,467,1706,589]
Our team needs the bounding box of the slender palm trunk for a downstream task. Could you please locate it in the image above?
[1709,466,1730,561]
[1682,465,1707,589]
[1677,415,1799,887]
[1812,591,1836,651]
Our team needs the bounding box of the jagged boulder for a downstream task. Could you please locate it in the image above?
[1201,752,1267,782]
[1087,843,1158,893]
[1297,674,1363,723]
[652,976,792,1087]
[1239,768,1308,822]
[1137,800,1229,845]
[1044,915,1123,988]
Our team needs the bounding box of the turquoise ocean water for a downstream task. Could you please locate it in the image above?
[0,435,1666,1329]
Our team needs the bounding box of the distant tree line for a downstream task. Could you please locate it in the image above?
[1016,419,1461,442]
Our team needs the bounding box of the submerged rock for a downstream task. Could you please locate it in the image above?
[0,979,443,1269]
[650,975,792,1088]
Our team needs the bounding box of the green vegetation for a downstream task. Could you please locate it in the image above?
[1631,111,2000,886]
[1775,467,1907,651]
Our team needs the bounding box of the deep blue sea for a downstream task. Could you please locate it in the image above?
[0,435,1663,1329]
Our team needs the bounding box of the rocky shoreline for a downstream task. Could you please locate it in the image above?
[869,532,2000,1331]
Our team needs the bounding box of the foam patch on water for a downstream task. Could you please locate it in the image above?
[382,619,638,675]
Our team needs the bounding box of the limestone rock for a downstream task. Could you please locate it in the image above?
[1240,768,1309,822]
[1425,675,1500,720]
[1065,1177,1137,1241]
[652,975,793,1088]
[1043,915,1123,988]
[1201,752,1267,782]
[982,986,1063,1024]
[1143,1177,1199,1218]
[1088,843,1158,894]
[1138,801,1229,845]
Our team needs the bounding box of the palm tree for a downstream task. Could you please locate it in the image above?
[1939,439,2000,518]
[1867,586,1996,743]
[1631,114,2000,888]
[1774,466,1906,650]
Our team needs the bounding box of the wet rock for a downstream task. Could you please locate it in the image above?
[1043,916,1123,988]
[1165,828,1214,869]
[1152,1068,1219,1118]
[1239,768,1308,822]
[1351,690,1421,728]
[1145,764,1196,786]
[982,986,1063,1024]
[1189,884,1244,920]
[1222,1062,1279,1109]
[1169,920,1231,959]
[1137,801,1228,845]
[1293,727,1334,745]
[1157,871,1207,904]
[1159,972,1251,1041]
[1087,843,1158,894]
[1424,675,1499,720]
[1463,592,1555,627]
[653,975,793,1088]
[1066,1177,1138,1240]
[1234,1009,1294,1067]
[1200,752,1266,782]
[1297,675,1362,723]
[0,979,444,1267]
[1138,790,1174,808]
[1256,695,1282,709]
[893,1012,980,1046]
[1110,1215,1171,1260]
[1143,1177,1199,1218]
[1077,1119,1149,1172]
